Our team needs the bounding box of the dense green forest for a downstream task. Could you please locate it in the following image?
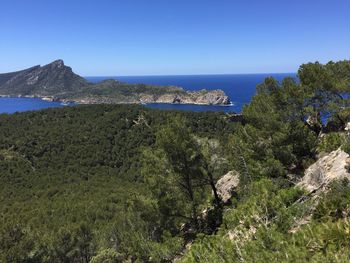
[1,60,350,262]
[0,104,234,262]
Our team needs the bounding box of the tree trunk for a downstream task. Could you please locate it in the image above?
[208,172,221,207]
[186,173,198,230]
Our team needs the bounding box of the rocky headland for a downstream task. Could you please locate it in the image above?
[0,60,231,106]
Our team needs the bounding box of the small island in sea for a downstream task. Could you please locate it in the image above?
[0,60,230,106]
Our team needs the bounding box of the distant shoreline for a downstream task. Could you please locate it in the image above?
[0,95,235,107]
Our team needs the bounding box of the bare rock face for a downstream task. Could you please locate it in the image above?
[190,89,230,105]
[0,60,88,96]
[345,122,350,131]
[298,148,350,192]
[154,89,230,105]
[216,171,240,203]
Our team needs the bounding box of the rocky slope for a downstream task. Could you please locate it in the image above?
[215,170,240,203]
[298,148,350,192]
[0,60,231,105]
[0,60,88,97]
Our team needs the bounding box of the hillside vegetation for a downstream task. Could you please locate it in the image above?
[0,60,350,262]
[181,60,350,262]
[0,105,234,262]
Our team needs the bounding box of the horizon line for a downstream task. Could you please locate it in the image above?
[84,72,297,78]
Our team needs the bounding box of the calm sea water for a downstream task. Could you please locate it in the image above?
[0,73,295,114]
[0,97,66,114]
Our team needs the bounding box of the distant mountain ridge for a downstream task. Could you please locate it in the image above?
[0,60,230,105]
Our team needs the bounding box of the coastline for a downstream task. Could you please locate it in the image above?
[0,60,232,107]
[0,94,232,107]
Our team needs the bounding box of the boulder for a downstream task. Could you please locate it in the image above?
[345,122,350,131]
[298,148,350,192]
[216,171,240,203]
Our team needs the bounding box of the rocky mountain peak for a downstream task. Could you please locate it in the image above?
[50,59,65,68]
[0,60,89,96]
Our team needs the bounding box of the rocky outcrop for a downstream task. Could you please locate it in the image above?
[0,60,231,106]
[298,148,350,192]
[71,90,230,106]
[216,171,240,203]
[187,90,230,105]
[0,60,88,97]
[345,122,350,131]
[146,89,230,105]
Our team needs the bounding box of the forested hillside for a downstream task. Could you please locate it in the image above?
[181,60,350,262]
[0,105,234,262]
[1,60,350,263]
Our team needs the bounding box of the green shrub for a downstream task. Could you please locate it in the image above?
[317,133,344,153]
[342,142,350,155]
[313,179,350,221]
[90,249,124,263]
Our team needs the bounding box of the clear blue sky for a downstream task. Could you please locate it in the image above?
[0,0,349,76]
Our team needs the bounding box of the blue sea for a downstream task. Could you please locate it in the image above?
[0,73,294,114]
[0,97,66,114]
